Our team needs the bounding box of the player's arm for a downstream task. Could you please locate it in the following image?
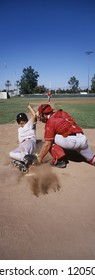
[37,140,52,163]
[27,103,37,125]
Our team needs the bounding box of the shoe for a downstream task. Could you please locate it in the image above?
[23,154,35,166]
[56,159,67,168]
[23,154,39,166]
[50,158,66,168]
[11,159,28,173]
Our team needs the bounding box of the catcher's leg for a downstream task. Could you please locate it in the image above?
[88,155,95,166]
[79,147,95,165]
[49,144,67,168]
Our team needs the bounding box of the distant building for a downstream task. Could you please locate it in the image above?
[0,91,10,99]
[80,91,87,95]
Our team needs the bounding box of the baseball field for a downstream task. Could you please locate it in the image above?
[0,96,95,260]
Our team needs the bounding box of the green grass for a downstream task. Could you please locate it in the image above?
[0,97,95,128]
[55,103,95,128]
[0,97,45,124]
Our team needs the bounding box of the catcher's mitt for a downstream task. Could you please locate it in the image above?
[24,154,39,166]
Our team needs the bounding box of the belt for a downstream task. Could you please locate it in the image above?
[22,138,31,143]
[70,132,84,136]
[70,133,76,136]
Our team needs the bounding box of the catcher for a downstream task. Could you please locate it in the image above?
[9,104,37,172]
[33,103,95,168]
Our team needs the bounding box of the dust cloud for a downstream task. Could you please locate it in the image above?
[0,162,60,197]
[26,164,60,196]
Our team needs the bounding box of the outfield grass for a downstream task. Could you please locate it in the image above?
[0,97,41,124]
[0,97,95,128]
[55,103,95,128]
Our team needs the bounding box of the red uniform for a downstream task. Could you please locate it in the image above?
[44,110,83,141]
[48,91,51,97]
[37,104,95,166]
[47,91,51,101]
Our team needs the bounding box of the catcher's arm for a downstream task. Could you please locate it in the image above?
[37,140,53,163]
[31,141,52,165]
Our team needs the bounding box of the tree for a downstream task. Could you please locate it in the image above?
[33,85,46,93]
[68,76,79,92]
[56,88,63,94]
[91,74,95,93]
[5,80,11,92]
[19,66,39,95]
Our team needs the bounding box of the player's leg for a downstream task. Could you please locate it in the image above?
[19,139,36,161]
[9,148,21,161]
[78,145,95,165]
[73,133,95,164]
[9,147,29,172]
[54,134,79,149]
[19,140,36,169]
[55,134,95,166]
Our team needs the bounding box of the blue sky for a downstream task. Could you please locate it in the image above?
[0,0,95,90]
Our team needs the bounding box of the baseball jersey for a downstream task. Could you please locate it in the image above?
[18,119,36,143]
[44,110,83,140]
[48,91,51,97]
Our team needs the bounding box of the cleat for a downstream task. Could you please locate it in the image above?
[56,160,67,168]
[50,158,66,168]
[11,159,28,173]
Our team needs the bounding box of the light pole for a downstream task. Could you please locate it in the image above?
[85,51,94,94]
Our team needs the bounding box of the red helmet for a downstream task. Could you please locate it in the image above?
[38,104,53,115]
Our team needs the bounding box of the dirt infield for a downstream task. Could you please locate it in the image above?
[0,103,95,260]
